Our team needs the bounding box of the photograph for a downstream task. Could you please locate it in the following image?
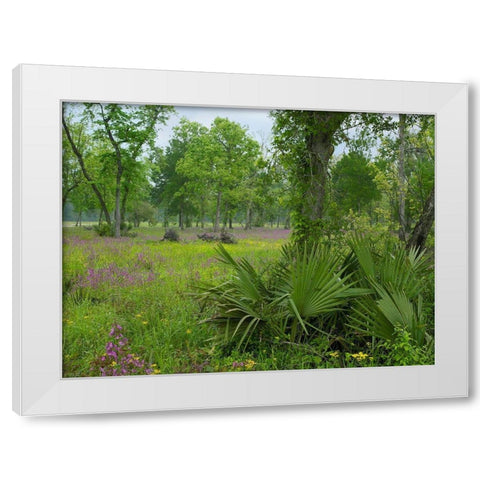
[61,101,435,378]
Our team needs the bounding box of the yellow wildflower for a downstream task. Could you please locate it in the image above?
[245,359,256,370]
[352,352,369,361]
[142,321,148,325]
[186,329,192,334]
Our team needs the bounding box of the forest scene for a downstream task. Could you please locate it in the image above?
[62,102,435,377]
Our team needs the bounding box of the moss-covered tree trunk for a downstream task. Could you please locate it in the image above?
[294,112,348,243]
[407,186,434,251]
[398,114,407,242]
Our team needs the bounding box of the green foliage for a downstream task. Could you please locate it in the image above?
[331,151,381,214]
[63,102,173,237]
[63,226,434,376]
[198,242,365,348]
[93,222,113,237]
[375,327,434,366]
[275,243,366,341]
[63,103,437,375]
[93,222,134,237]
[128,201,157,227]
[197,243,278,348]
[347,235,433,346]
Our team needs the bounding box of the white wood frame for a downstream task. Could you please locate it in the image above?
[12,64,468,416]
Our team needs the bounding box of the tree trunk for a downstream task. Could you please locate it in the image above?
[114,167,122,238]
[214,191,222,232]
[120,184,130,227]
[62,118,112,225]
[245,205,251,230]
[398,114,407,242]
[179,206,184,230]
[200,204,205,229]
[305,135,330,221]
[407,186,434,251]
[229,215,233,229]
[295,112,348,242]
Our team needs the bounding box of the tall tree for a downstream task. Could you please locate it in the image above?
[406,115,435,250]
[178,117,261,232]
[375,114,435,248]
[90,103,173,237]
[151,119,208,229]
[271,110,349,242]
[407,186,434,251]
[62,127,83,210]
[62,113,113,224]
[398,113,407,242]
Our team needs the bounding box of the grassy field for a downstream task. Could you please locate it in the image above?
[62,226,290,377]
[63,224,434,377]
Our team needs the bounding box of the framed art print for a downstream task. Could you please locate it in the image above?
[13,65,468,415]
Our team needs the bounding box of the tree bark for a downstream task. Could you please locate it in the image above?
[214,191,222,232]
[245,205,252,230]
[120,183,130,226]
[407,186,434,251]
[179,205,184,230]
[62,118,112,225]
[398,114,407,242]
[114,167,122,237]
[75,210,82,227]
[295,112,348,242]
[99,105,124,238]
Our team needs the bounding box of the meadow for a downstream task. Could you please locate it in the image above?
[62,224,434,378]
[62,226,289,377]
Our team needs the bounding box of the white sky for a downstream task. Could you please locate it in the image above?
[64,102,414,159]
[156,105,275,148]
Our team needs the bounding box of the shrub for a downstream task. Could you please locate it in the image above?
[197,232,218,242]
[93,222,113,237]
[219,230,237,244]
[375,327,434,366]
[197,243,362,349]
[163,228,180,242]
[197,231,237,244]
[93,222,135,237]
[347,235,434,347]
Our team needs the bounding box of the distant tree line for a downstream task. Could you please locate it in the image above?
[62,103,434,249]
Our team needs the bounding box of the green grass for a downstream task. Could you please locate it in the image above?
[62,226,434,377]
[62,226,286,377]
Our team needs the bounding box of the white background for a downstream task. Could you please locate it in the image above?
[1,1,476,478]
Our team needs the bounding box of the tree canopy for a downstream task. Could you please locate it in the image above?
[62,103,435,250]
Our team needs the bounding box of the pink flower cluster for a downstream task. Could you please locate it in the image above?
[76,264,156,289]
[90,323,153,376]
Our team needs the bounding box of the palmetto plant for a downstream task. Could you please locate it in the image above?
[197,243,363,348]
[274,243,367,341]
[347,235,433,347]
[196,244,280,348]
